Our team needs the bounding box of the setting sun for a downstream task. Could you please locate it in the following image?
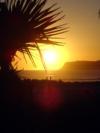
[41,47,67,70]
[43,50,57,65]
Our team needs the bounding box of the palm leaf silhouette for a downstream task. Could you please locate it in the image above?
[0,0,67,71]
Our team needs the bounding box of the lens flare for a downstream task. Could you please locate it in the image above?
[33,82,63,111]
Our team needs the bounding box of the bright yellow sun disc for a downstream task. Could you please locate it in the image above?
[43,50,57,64]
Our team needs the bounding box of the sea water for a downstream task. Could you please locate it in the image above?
[19,69,100,82]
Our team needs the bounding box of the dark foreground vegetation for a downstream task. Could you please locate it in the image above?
[0,72,99,133]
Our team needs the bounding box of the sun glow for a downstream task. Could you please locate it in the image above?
[12,45,68,70]
[43,50,57,64]
[43,49,59,70]
[42,46,68,70]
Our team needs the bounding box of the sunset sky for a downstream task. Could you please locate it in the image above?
[15,0,100,70]
[59,0,100,61]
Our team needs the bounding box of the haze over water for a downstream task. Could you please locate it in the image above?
[20,61,100,82]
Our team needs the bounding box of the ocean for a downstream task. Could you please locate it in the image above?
[19,69,100,82]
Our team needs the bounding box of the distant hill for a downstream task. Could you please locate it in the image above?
[62,61,100,71]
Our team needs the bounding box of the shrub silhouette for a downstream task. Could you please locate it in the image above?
[0,0,66,72]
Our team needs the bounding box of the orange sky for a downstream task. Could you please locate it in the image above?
[59,0,100,60]
[13,0,100,70]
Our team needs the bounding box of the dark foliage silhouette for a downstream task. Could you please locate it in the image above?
[0,1,68,132]
[0,0,66,72]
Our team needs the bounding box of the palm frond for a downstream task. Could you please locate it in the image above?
[0,0,67,70]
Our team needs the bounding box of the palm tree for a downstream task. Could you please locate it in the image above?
[0,0,67,72]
